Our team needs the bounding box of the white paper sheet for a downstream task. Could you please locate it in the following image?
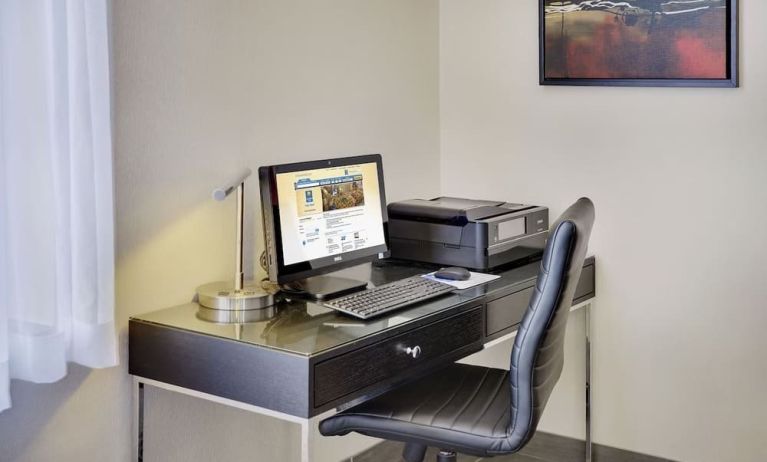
[421,271,500,290]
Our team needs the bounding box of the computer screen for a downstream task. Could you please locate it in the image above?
[275,161,386,265]
[259,154,389,284]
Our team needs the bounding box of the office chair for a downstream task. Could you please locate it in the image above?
[319,197,595,462]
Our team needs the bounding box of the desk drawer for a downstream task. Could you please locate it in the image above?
[486,262,595,337]
[486,287,533,336]
[313,307,483,408]
[573,263,595,302]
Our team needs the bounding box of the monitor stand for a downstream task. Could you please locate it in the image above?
[286,276,368,301]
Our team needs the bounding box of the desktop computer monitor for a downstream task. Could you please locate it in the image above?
[259,154,389,299]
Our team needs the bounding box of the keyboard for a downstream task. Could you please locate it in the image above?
[323,275,454,320]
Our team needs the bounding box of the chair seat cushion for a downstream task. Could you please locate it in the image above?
[319,363,516,456]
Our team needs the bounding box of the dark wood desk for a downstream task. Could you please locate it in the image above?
[129,257,595,461]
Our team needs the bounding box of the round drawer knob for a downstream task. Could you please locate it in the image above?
[405,346,422,359]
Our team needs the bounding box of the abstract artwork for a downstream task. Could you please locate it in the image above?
[540,0,738,87]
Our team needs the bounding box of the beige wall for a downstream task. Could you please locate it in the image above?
[0,1,439,461]
[440,1,767,461]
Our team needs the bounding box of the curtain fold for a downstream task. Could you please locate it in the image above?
[0,0,117,413]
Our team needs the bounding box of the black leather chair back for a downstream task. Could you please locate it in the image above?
[507,197,594,449]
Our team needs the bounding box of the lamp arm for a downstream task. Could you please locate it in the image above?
[234,183,245,291]
[211,168,252,292]
[212,168,252,201]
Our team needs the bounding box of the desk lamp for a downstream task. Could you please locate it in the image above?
[196,168,276,311]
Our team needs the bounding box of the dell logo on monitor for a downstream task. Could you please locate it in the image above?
[334,256,343,262]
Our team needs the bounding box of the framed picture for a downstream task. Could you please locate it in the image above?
[539,0,738,87]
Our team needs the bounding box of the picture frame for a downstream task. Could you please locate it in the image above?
[539,0,738,88]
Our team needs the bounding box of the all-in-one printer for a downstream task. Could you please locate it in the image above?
[387,197,549,271]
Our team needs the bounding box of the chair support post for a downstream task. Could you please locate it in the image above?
[402,442,427,462]
[436,450,457,462]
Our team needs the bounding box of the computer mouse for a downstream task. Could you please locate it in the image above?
[434,267,471,281]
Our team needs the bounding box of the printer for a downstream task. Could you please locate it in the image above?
[387,197,549,271]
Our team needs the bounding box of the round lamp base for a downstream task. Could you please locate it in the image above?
[196,305,276,324]
[196,281,276,311]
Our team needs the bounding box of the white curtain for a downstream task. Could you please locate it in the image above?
[0,0,117,412]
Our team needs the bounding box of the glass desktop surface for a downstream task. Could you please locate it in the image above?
[131,260,541,357]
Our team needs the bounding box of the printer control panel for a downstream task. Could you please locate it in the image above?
[488,207,548,245]
[496,217,526,241]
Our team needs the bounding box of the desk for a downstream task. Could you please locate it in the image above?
[129,257,595,462]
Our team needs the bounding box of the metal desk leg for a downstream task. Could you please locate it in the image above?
[133,378,145,462]
[585,304,592,462]
[132,376,319,462]
[300,416,317,462]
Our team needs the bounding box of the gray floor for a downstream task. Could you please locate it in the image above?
[346,432,675,462]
